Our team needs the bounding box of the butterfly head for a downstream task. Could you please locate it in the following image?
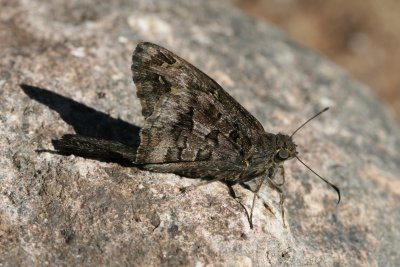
[272,108,341,204]
[272,107,330,164]
[274,133,297,163]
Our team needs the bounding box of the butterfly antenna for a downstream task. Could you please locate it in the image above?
[290,107,329,137]
[295,155,341,204]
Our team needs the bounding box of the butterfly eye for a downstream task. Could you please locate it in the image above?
[278,149,289,159]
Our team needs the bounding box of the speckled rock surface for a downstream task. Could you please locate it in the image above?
[1,0,399,266]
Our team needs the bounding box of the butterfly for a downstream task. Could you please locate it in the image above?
[130,42,340,228]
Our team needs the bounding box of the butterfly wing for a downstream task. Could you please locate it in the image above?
[132,42,268,181]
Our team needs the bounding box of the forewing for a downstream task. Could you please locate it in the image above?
[131,42,266,178]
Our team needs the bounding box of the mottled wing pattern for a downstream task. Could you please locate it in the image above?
[131,42,266,180]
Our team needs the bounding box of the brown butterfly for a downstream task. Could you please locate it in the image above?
[131,42,340,228]
[53,42,340,229]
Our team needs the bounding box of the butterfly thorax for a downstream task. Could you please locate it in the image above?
[238,133,297,182]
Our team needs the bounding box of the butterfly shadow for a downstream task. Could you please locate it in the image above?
[20,84,141,166]
[20,84,264,226]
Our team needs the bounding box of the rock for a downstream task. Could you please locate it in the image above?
[1,0,399,266]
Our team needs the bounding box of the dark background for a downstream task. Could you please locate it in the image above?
[229,0,400,121]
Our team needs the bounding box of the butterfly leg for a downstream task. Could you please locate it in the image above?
[226,181,238,198]
[274,165,286,186]
[267,177,287,228]
[249,176,265,229]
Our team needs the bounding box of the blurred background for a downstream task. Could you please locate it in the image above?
[226,0,400,121]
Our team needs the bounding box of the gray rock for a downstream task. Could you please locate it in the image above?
[1,0,399,266]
